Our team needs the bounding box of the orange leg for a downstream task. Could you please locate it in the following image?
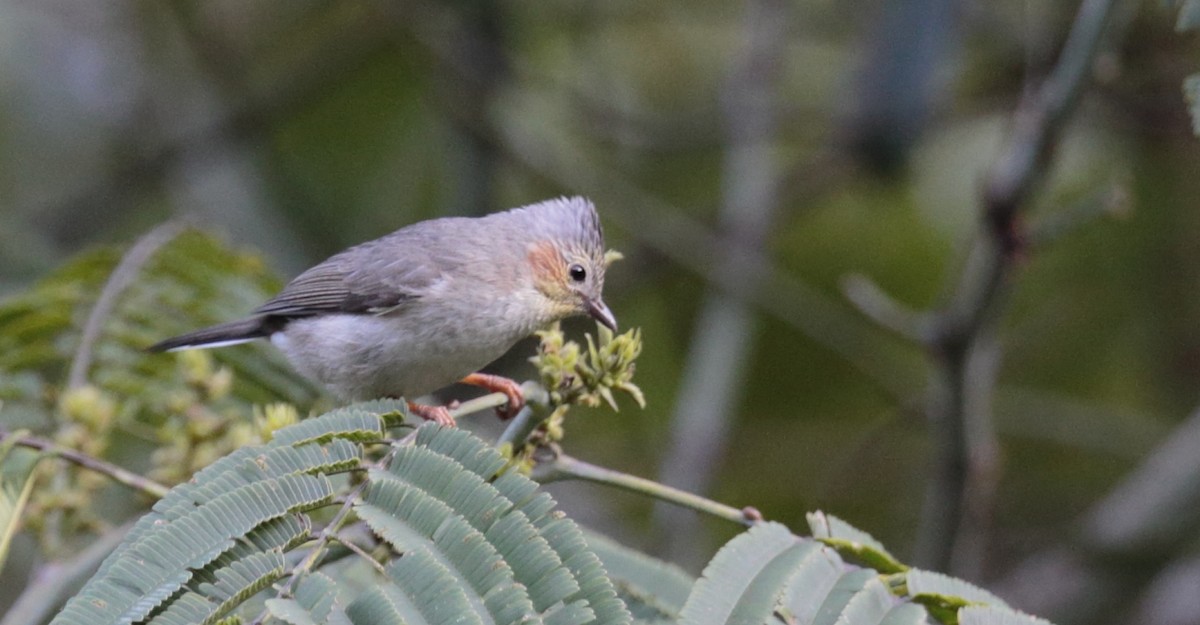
[406,401,456,427]
[461,373,525,420]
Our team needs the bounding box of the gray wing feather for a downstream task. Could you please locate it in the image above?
[254,235,442,317]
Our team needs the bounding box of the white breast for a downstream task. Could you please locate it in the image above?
[271,292,542,401]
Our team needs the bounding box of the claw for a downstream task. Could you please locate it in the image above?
[406,401,456,427]
[460,373,525,420]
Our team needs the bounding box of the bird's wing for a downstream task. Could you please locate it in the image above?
[254,237,442,318]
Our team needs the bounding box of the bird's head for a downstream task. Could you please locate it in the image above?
[517,197,617,331]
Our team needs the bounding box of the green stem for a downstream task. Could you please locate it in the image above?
[538,452,759,527]
[448,391,509,420]
[0,431,169,499]
[496,382,551,447]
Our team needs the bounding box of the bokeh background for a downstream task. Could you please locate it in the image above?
[2,1,1200,623]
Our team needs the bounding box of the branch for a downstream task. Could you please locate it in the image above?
[0,431,169,499]
[535,451,760,528]
[68,221,186,389]
[840,273,931,343]
[912,0,1121,571]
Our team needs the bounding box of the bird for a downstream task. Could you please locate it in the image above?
[148,196,617,426]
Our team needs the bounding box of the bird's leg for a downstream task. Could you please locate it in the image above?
[405,400,456,427]
[460,373,525,420]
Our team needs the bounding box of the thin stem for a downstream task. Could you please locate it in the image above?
[538,452,759,528]
[841,274,931,343]
[0,431,169,499]
[68,221,186,389]
[331,536,385,574]
[251,480,369,625]
[495,382,550,448]
[448,391,509,420]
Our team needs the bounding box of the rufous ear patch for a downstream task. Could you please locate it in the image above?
[527,241,567,287]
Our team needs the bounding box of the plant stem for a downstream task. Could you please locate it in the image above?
[538,452,759,527]
[67,221,186,389]
[0,431,169,499]
[331,536,385,574]
[448,391,509,420]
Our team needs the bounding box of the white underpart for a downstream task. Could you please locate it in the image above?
[271,283,547,401]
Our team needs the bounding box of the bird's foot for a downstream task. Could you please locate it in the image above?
[461,372,525,420]
[406,400,456,427]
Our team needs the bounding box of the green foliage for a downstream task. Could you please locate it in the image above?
[583,529,693,621]
[0,229,319,556]
[806,511,907,574]
[50,405,634,625]
[49,400,1045,625]
[677,521,1050,625]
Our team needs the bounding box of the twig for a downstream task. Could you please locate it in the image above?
[331,536,386,574]
[913,0,1120,571]
[252,440,411,625]
[251,480,370,625]
[66,222,187,390]
[448,391,511,421]
[0,431,169,499]
[840,274,931,343]
[536,451,758,528]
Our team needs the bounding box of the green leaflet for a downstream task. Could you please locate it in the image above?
[53,473,333,625]
[582,530,693,621]
[680,522,813,625]
[146,550,286,625]
[958,606,1053,625]
[356,475,540,625]
[678,523,912,625]
[902,568,1007,623]
[265,573,344,625]
[807,511,906,574]
[416,425,630,625]
[50,402,393,625]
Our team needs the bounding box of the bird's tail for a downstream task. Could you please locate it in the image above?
[147,317,273,353]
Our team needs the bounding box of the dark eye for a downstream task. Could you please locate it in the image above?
[568,263,587,282]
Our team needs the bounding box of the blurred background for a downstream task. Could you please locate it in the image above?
[2,0,1199,623]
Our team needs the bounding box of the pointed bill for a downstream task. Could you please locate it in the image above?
[586,298,618,331]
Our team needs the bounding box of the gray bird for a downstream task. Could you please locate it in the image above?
[149,196,616,425]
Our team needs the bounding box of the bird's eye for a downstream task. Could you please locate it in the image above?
[568,263,587,283]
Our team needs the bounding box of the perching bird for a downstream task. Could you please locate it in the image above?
[149,196,616,425]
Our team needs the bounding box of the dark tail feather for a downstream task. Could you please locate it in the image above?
[147,317,274,352]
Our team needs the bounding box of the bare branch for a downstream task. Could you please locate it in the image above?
[913,0,1121,571]
[0,431,169,499]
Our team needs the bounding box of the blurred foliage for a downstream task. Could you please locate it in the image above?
[0,231,318,563]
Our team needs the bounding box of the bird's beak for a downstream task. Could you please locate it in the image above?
[585,298,618,332]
